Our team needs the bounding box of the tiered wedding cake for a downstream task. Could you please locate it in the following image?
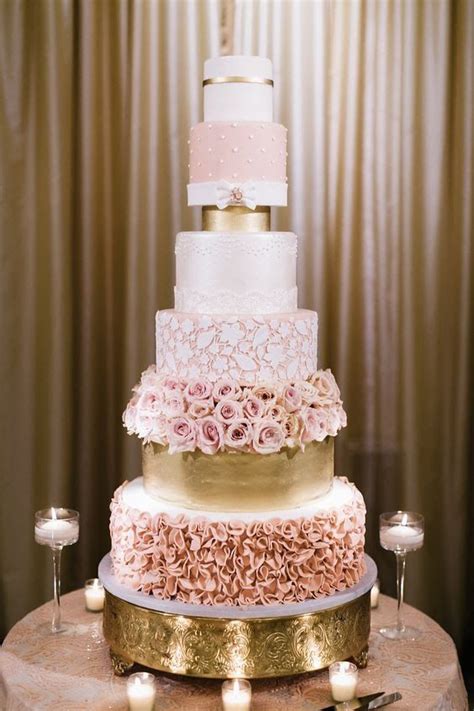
[103,56,373,677]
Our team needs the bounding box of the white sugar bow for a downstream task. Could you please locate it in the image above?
[216,180,257,210]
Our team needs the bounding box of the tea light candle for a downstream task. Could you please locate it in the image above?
[380,524,424,551]
[329,661,358,702]
[371,578,380,608]
[221,678,252,711]
[34,516,79,547]
[127,672,156,711]
[84,579,105,612]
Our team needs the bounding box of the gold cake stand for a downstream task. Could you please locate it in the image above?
[99,555,376,678]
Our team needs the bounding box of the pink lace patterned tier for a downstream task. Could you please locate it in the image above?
[155,310,318,384]
[109,477,366,607]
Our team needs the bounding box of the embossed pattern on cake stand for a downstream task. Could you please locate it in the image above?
[99,554,376,678]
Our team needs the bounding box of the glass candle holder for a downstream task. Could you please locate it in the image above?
[34,507,79,634]
[84,578,105,612]
[329,661,358,702]
[379,510,424,640]
[221,678,252,711]
[370,578,380,608]
[127,672,156,711]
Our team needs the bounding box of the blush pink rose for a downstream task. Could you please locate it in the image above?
[252,418,285,454]
[162,377,183,394]
[265,404,286,422]
[138,389,161,412]
[282,384,303,412]
[215,399,243,424]
[123,393,139,433]
[188,400,213,418]
[243,395,265,419]
[282,413,300,447]
[301,407,327,443]
[167,416,196,453]
[252,384,277,406]
[311,369,341,405]
[224,420,252,449]
[197,417,224,454]
[184,379,213,402]
[162,393,185,417]
[294,380,318,404]
[212,379,240,401]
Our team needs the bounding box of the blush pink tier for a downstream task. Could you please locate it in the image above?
[155,310,318,384]
[188,122,287,183]
[110,477,366,607]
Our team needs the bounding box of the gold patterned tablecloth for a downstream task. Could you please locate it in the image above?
[0,591,468,710]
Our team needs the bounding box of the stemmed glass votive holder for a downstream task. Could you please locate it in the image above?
[379,510,424,641]
[35,508,79,634]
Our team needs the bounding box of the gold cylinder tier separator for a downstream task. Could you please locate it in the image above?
[100,554,376,679]
[142,438,334,512]
[202,205,270,232]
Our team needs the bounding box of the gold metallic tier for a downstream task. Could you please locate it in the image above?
[103,590,371,679]
[202,205,270,232]
[142,439,334,512]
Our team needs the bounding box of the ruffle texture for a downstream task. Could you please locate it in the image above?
[123,366,347,455]
[110,477,366,606]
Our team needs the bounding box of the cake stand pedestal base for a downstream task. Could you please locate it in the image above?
[100,554,376,679]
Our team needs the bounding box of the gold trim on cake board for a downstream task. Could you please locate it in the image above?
[202,205,270,232]
[103,589,371,678]
[142,439,334,512]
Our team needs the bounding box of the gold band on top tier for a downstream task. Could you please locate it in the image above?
[142,439,334,512]
[203,76,273,87]
[202,205,270,232]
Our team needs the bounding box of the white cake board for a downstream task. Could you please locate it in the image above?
[99,553,377,620]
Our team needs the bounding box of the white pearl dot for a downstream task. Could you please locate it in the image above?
[208,172,212,177]
[262,174,266,179]
[187,163,190,168]
[232,122,238,127]
[219,159,224,164]
[247,158,253,163]
[232,147,239,153]
[261,147,266,153]
[190,175,193,179]
[190,149,193,154]
[232,172,238,178]
[207,123,213,128]
[249,134,254,139]
[187,139,190,145]
[197,162,201,166]
[260,124,265,128]
[279,150,283,155]
[190,126,194,131]
[272,136,276,141]
[286,151,288,156]
[220,135,226,140]
[271,159,275,164]
[208,147,212,152]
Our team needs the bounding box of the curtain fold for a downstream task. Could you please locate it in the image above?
[0,0,220,637]
[233,0,473,644]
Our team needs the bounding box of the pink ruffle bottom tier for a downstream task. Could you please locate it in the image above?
[110,477,366,607]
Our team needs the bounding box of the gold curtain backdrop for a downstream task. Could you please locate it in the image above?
[0,0,473,659]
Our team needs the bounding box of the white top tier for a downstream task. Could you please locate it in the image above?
[203,55,274,122]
